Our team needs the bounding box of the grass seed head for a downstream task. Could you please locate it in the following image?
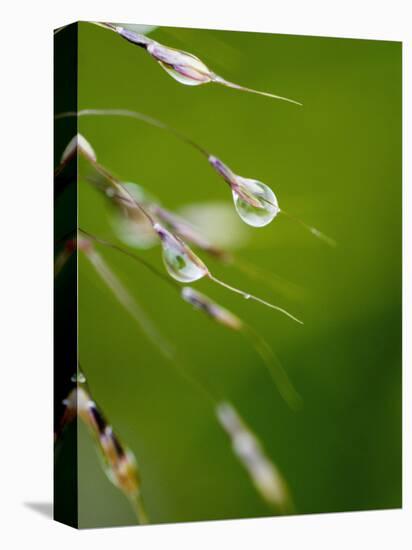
[147,42,213,86]
[154,223,209,283]
[208,155,280,226]
[112,27,302,104]
[60,133,97,165]
[216,402,292,513]
[181,287,243,331]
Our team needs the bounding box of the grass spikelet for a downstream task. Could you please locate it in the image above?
[57,371,149,524]
[93,24,302,104]
[216,402,294,513]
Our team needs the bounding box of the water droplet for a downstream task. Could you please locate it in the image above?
[147,43,212,86]
[244,294,251,300]
[232,178,280,227]
[154,223,208,283]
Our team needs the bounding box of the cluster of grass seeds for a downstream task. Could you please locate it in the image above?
[54,22,335,524]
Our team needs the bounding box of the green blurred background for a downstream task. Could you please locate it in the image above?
[72,22,401,527]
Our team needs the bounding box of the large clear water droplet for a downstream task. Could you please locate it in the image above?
[154,223,208,283]
[147,43,212,86]
[232,178,280,227]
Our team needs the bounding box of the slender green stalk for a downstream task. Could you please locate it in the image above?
[130,495,150,525]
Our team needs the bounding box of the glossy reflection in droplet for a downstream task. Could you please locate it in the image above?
[232,178,280,227]
[154,223,208,283]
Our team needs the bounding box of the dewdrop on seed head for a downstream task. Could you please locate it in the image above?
[146,42,213,86]
[208,156,280,228]
[232,177,280,228]
[207,156,335,241]
[152,219,303,322]
[113,27,302,104]
[153,223,209,283]
[115,26,212,86]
